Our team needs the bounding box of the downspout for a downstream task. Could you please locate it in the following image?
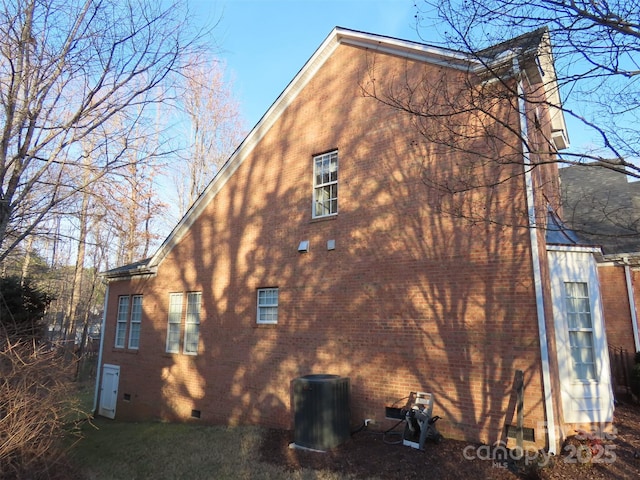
[92,281,110,414]
[624,262,640,352]
[514,58,558,454]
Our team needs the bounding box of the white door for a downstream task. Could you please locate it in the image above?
[99,364,120,419]
[548,248,613,424]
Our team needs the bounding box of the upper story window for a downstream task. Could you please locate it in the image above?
[257,288,279,324]
[313,151,338,218]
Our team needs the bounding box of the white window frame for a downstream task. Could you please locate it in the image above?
[115,296,129,348]
[565,281,597,382]
[313,151,338,218]
[257,288,279,324]
[166,293,183,354]
[183,292,202,355]
[127,295,143,350]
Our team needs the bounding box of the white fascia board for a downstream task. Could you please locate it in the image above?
[336,28,482,71]
[604,251,640,260]
[546,244,602,254]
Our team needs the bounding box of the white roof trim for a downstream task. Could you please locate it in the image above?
[336,28,483,71]
[546,244,601,253]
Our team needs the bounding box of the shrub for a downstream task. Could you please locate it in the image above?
[0,341,85,479]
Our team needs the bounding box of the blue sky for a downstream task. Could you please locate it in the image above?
[194,0,426,128]
[187,0,597,156]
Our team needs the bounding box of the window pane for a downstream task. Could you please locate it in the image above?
[117,297,130,318]
[115,326,126,348]
[184,323,200,354]
[167,324,181,353]
[115,296,129,348]
[184,292,201,355]
[259,306,278,323]
[128,295,143,350]
[168,293,182,323]
[131,296,143,321]
[186,292,202,323]
[329,153,338,181]
[322,158,330,184]
[330,198,337,214]
[128,323,141,349]
[166,294,183,353]
[566,282,588,297]
[565,282,596,381]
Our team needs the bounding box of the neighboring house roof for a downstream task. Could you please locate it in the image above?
[560,162,640,257]
[103,27,568,279]
[102,258,153,280]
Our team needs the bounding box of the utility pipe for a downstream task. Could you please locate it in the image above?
[92,282,110,414]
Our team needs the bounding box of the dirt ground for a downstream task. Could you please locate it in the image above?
[260,400,640,479]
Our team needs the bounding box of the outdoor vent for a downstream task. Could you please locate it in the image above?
[506,425,535,442]
[123,393,131,401]
[191,409,201,419]
[292,374,350,451]
[298,240,309,253]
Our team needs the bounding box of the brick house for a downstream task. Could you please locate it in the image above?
[95,27,614,453]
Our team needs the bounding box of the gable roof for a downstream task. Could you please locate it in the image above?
[103,27,567,280]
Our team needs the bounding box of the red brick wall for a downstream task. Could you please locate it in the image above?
[599,265,635,353]
[101,41,556,448]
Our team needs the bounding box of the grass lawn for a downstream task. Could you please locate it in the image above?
[68,417,356,480]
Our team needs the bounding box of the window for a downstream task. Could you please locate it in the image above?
[313,151,338,217]
[115,296,129,348]
[257,288,279,324]
[565,282,596,381]
[128,295,143,349]
[166,292,202,354]
[184,292,202,355]
[115,295,143,349]
[166,293,183,353]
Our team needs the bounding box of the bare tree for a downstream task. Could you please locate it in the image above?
[170,55,246,218]
[0,0,206,264]
[412,0,639,177]
[356,1,639,241]
[102,152,166,266]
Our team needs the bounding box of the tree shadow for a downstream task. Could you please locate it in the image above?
[100,37,560,451]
